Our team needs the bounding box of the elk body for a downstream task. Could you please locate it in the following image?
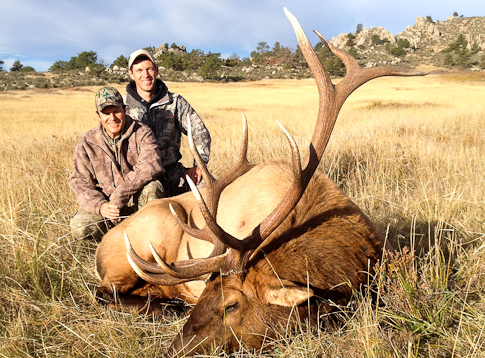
[95,163,290,305]
[96,8,427,355]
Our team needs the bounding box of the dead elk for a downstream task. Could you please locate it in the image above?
[125,8,428,355]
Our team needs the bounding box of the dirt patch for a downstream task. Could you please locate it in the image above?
[359,101,442,110]
[63,87,93,92]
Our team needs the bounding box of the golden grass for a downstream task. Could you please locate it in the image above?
[0,73,484,357]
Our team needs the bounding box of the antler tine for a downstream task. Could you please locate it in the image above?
[185,177,244,250]
[180,118,303,261]
[170,115,252,255]
[126,253,209,285]
[125,232,225,282]
[168,202,235,249]
[216,113,251,188]
[140,241,236,279]
[286,8,429,188]
[187,114,252,215]
[244,121,303,252]
[284,8,338,188]
[124,232,165,273]
[313,30,429,108]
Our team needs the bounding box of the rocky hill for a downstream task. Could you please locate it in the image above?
[331,15,485,70]
[2,15,485,90]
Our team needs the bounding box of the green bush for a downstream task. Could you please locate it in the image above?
[397,39,411,48]
[199,53,222,80]
[443,53,455,66]
[314,42,344,76]
[22,66,36,72]
[346,33,356,47]
[371,34,382,46]
[389,47,406,58]
[10,60,23,72]
[33,78,52,89]
[159,52,185,71]
[348,47,360,59]
[111,55,128,68]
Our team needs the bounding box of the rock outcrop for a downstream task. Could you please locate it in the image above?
[331,14,485,69]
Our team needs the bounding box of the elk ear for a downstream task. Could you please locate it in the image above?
[262,280,314,307]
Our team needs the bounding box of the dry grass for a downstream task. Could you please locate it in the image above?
[1,73,484,357]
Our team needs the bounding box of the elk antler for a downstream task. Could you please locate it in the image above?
[127,8,428,283]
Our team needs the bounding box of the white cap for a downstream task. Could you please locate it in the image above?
[128,49,157,68]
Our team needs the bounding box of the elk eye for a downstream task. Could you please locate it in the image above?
[224,302,239,314]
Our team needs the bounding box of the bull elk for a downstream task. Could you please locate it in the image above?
[95,8,428,355]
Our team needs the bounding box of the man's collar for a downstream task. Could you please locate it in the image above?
[126,79,168,107]
[102,127,121,146]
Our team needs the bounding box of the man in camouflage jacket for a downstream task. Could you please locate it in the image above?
[125,49,211,196]
[68,87,164,240]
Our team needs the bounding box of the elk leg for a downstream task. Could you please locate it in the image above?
[95,286,189,316]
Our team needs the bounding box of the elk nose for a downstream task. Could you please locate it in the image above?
[169,334,197,356]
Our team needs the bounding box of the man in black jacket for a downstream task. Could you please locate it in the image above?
[125,49,211,197]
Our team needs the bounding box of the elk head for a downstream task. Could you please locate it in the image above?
[126,8,428,355]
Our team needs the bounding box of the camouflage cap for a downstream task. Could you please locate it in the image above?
[128,49,157,69]
[95,87,124,112]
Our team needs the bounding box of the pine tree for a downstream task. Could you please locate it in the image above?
[10,60,23,71]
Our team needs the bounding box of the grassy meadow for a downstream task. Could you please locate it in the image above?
[0,73,484,357]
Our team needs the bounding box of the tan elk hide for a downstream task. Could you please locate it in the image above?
[95,8,428,355]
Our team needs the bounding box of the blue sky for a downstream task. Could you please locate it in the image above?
[1,0,484,72]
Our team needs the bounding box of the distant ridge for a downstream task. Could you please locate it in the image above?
[331,15,485,70]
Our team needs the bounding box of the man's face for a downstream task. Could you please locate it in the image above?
[129,59,159,96]
[98,105,126,138]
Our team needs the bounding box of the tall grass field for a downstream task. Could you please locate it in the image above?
[0,73,484,357]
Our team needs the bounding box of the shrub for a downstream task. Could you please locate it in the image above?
[111,55,128,68]
[443,53,455,66]
[371,34,382,46]
[397,39,411,49]
[22,66,36,72]
[33,78,52,89]
[389,46,406,58]
[346,33,356,47]
[470,42,481,55]
[455,49,472,67]
[348,47,360,59]
[199,53,222,80]
[159,52,184,71]
[10,60,23,72]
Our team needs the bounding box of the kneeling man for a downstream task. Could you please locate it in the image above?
[69,87,164,240]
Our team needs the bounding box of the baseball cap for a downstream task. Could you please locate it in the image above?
[95,87,124,113]
[128,49,157,69]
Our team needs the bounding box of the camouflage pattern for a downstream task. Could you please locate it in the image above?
[68,116,164,216]
[137,179,164,209]
[71,180,163,240]
[95,87,124,113]
[124,81,211,170]
[159,162,194,197]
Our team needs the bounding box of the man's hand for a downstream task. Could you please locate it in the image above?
[186,166,202,185]
[100,202,121,223]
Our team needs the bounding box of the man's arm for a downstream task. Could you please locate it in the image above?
[177,95,211,164]
[68,141,108,216]
[109,126,164,208]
